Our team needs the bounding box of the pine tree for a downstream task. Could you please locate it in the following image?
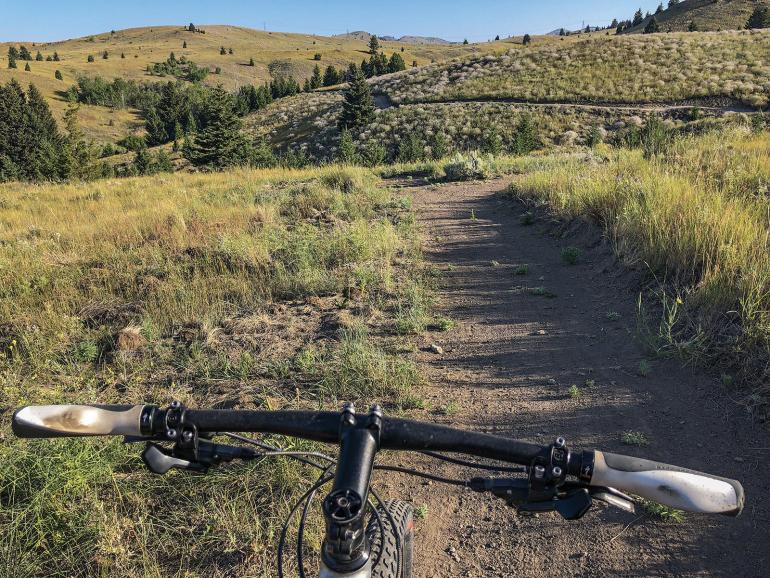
[746,7,770,29]
[19,46,32,60]
[523,34,531,45]
[24,63,31,72]
[611,18,618,28]
[323,65,340,86]
[53,51,60,61]
[102,50,109,59]
[633,8,644,26]
[87,54,94,62]
[688,20,698,32]
[228,47,233,55]
[220,46,226,55]
[387,53,406,73]
[55,69,63,80]
[35,51,43,61]
[495,35,500,41]
[8,46,18,60]
[314,53,322,61]
[368,35,380,55]
[337,128,359,164]
[188,23,196,32]
[644,17,660,34]
[463,39,469,45]
[310,64,322,89]
[185,86,247,168]
[249,57,255,66]
[338,66,375,131]
[429,131,449,160]
[7,53,16,69]
[668,0,679,6]
[183,41,188,48]
[121,52,125,59]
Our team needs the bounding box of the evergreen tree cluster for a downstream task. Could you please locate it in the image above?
[148,52,208,82]
[356,36,407,78]
[0,80,90,182]
[746,7,770,29]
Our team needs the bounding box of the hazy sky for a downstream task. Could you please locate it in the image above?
[1,1,666,42]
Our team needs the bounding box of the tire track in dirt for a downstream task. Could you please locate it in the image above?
[374,178,769,577]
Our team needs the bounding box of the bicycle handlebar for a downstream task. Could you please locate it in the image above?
[11,404,744,516]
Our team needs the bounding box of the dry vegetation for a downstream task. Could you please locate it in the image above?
[374,30,770,107]
[508,126,770,397]
[0,165,442,576]
[623,0,767,33]
[0,25,504,142]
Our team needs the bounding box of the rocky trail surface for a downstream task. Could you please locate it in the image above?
[374,177,769,577]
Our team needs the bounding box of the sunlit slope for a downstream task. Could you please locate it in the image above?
[0,25,506,141]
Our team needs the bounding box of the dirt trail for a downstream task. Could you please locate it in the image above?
[376,178,769,577]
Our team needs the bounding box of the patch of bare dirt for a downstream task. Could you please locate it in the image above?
[374,178,769,577]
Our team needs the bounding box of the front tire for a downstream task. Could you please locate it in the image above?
[367,500,414,578]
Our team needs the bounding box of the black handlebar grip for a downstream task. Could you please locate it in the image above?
[12,405,147,438]
[591,451,744,516]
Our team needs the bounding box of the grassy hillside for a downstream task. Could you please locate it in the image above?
[243,30,769,163]
[374,30,770,107]
[625,0,769,33]
[0,164,439,576]
[0,25,504,142]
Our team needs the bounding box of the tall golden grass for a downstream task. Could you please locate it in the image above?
[510,127,770,389]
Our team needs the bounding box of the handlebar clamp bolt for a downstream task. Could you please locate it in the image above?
[552,466,563,478]
[555,437,566,448]
[166,428,177,439]
[170,401,181,409]
[182,430,194,442]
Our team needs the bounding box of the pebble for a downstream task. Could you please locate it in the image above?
[429,343,444,355]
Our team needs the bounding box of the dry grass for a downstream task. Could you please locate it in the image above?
[0,25,504,142]
[0,164,430,576]
[508,127,770,391]
[375,30,770,108]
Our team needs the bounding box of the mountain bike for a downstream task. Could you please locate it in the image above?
[13,402,744,577]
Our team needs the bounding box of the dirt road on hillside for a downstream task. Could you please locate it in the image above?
[374,178,769,577]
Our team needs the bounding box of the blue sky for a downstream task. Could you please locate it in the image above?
[1,1,666,42]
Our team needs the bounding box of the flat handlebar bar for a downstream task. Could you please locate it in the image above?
[11,404,744,517]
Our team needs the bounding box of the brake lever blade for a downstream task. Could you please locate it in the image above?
[591,488,636,513]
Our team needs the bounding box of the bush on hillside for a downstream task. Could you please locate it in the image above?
[443,152,491,181]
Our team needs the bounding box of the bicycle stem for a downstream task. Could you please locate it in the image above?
[321,403,382,575]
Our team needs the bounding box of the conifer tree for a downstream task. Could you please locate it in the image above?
[746,7,770,29]
[55,70,63,80]
[102,50,109,59]
[220,46,226,55]
[338,66,375,131]
[184,86,246,168]
[249,57,255,66]
[688,20,698,31]
[53,51,60,61]
[495,35,500,41]
[387,53,406,73]
[644,17,660,34]
[337,128,359,164]
[323,65,340,86]
[368,35,380,55]
[35,51,43,61]
[183,40,188,48]
[8,53,16,69]
[668,0,679,6]
[463,39,469,45]
[523,34,531,45]
[310,64,322,89]
[633,8,644,26]
[24,63,31,71]
[87,54,95,62]
[19,45,32,60]
[121,52,125,59]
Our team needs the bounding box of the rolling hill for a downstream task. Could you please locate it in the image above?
[624,0,769,33]
[244,29,770,162]
[0,25,503,142]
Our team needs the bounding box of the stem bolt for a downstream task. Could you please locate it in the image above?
[552,466,563,478]
[166,428,177,439]
[555,437,566,448]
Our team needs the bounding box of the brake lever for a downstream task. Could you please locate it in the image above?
[140,440,259,475]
